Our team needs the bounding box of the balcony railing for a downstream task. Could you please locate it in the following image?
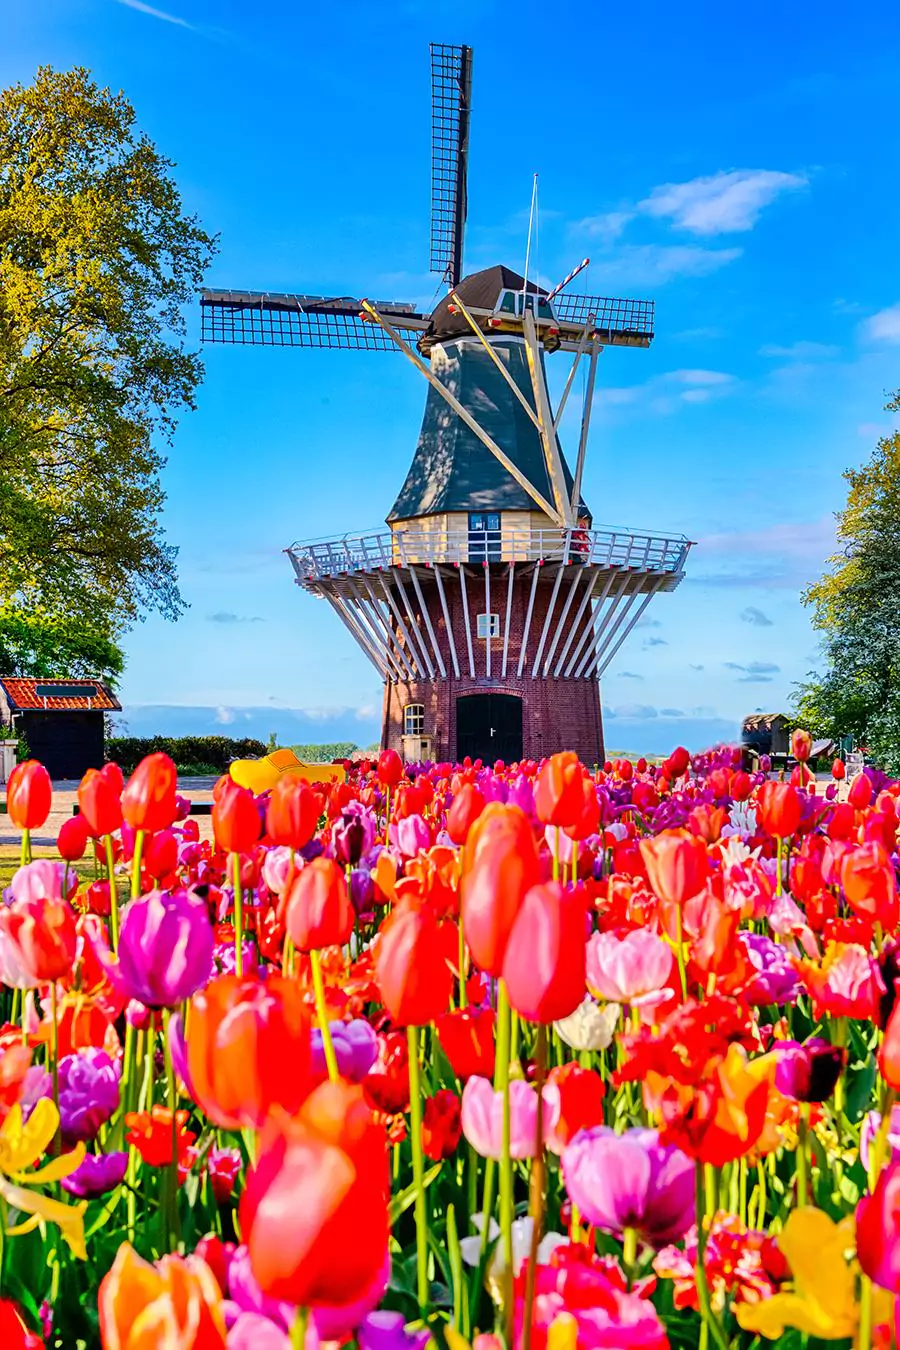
[287,525,692,584]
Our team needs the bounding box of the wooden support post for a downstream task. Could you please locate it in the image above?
[433,567,460,678]
[571,339,601,515]
[522,308,575,526]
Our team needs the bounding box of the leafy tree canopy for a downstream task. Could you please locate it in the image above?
[0,66,216,643]
[0,606,123,685]
[797,392,900,768]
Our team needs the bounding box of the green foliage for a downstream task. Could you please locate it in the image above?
[798,394,900,770]
[0,606,123,684]
[0,65,216,636]
[290,741,359,763]
[106,735,266,775]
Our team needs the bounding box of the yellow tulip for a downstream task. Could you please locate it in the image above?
[0,1100,87,1259]
[736,1209,891,1340]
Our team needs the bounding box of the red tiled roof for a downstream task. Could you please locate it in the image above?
[0,678,121,712]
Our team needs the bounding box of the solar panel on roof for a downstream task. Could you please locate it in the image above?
[34,683,99,700]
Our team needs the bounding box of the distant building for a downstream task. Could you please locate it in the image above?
[741,712,790,762]
[0,678,120,780]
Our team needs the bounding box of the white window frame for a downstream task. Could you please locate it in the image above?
[477,613,500,639]
[403,703,424,736]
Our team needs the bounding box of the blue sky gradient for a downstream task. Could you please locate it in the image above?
[7,1,900,753]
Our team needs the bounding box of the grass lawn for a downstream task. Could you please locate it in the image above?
[0,847,94,891]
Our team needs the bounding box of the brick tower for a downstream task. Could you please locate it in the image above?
[201,45,692,765]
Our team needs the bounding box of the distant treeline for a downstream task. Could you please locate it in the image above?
[289,743,360,763]
[107,736,267,775]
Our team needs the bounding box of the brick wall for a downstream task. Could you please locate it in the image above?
[381,563,606,764]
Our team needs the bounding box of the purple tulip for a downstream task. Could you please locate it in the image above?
[333,803,377,867]
[226,1244,293,1331]
[772,1037,846,1103]
[113,888,215,1008]
[312,1019,378,1082]
[61,1150,128,1198]
[562,1126,694,1245]
[57,1049,120,1142]
[392,814,430,858]
[226,1313,293,1350]
[349,868,374,917]
[359,1311,430,1350]
[739,932,801,1005]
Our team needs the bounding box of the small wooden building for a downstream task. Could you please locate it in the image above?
[0,678,120,781]
[741,712,790,764]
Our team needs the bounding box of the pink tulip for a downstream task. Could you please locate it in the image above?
[586,929,673,1009]
[460,1076,559,1160]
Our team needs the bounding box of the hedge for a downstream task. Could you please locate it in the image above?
[106,736,267,776]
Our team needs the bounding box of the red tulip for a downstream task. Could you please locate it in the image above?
[546,1061,606,1150]
[535,752,584,829]
[502,881,586,1023]
[0,895,77,982]
[285,858,353,952]
[832,758,846,781]
[436,1006,496,1081]
[461,804,542,976]
[755,782,802,839]
[240,1081,389,1307]
[848,772,874,810]
[639,830,710,907]
[791,728,812,762]
[212,779,261,855]
[827,801,856,841]
[842,842,898,930]
[77,765,123,837]
[857,1156,900,1294]
[6,761,51,831]
[57,815,89,862]
[0,1298,44,1349]
[375,898,455,1026]
[564,778,601,842]
[122,753,177,833]
[421,1089,462,1161]
[142,829,179,880]
[663,746,691,779]
[731,771,752,802]
[266,777,320,850]
[446,783,486,845]
[377,749,403,788]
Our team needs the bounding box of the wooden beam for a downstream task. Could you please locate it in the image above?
[593,579,664,679]
[449,290,541,432]
[361,301,563,525]
[391,568,436,679]
[433,567,460,678]
[522,309,576,526]
[552,322,592,432]
[409,566,447,678]
[458,565,476,678]
[378,576,424,679]
[517,563,542,677]
[571,338,601,515]
[501,562,515,678]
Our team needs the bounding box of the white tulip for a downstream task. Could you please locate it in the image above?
[554,996,620,1051]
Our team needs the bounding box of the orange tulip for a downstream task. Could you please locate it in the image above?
[122,753,178,833]
[186,974,312,1130]
[211,779,260,855]
[98,1242,226,1349]
[241,1081,389,1307]
[639,830,710,907]
[6,761,52,831]
[446,782,486,845]
[534,751,584,829]
[77,765,123,837]
[0,895,76,982]
[375,898,455,1026]
[266,776,320,849]
[756,782,802,839]
[461,804,542,976]
[285,858,353,952]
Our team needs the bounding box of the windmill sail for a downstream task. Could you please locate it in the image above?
[200,290,428,349]
[430,43,472,288]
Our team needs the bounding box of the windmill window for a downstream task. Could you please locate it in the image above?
[477,613,500,639]
[469,512,501,562]
[403,704,425,736]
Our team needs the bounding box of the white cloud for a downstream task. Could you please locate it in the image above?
[861,304,900,344]
[113,0,193,27]
[592,244,742,286]
[639,170,807,235]
[214,706,236,725]
[667,369,735,386]
[577,211,635,242]
[759,341,839,359]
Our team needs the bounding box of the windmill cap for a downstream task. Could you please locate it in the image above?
[427,264,547,344]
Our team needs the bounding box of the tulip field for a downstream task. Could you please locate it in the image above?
[1,740,900,1349]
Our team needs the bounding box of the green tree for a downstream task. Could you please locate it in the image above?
[0,66,216,646]
[0,606,123,684]
[797,393,900,769]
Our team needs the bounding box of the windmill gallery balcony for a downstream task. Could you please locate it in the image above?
[286,524,692,690]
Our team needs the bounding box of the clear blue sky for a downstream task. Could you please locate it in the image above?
[7,1,900,752]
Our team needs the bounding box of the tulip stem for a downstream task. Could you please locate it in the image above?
[522,1024,548,1350]
[674,906,688,1000]
[858,1275,873,1350]
[163,1009,180,1250]
[458,919,468,1008]
[49,982,60,1154]
[310,949,339,1082]
[21,828,31,867]
[291,1307,308,1350]
[131,829,144,900]
[232,853,244,978]
[495,982,514,1342]
[796,1104,809,1207]
[694,1160,729,1350]
[105,835,119,952]
[406,1024,430,1313]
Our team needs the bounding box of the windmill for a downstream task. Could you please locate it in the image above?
[201,42,692,767]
